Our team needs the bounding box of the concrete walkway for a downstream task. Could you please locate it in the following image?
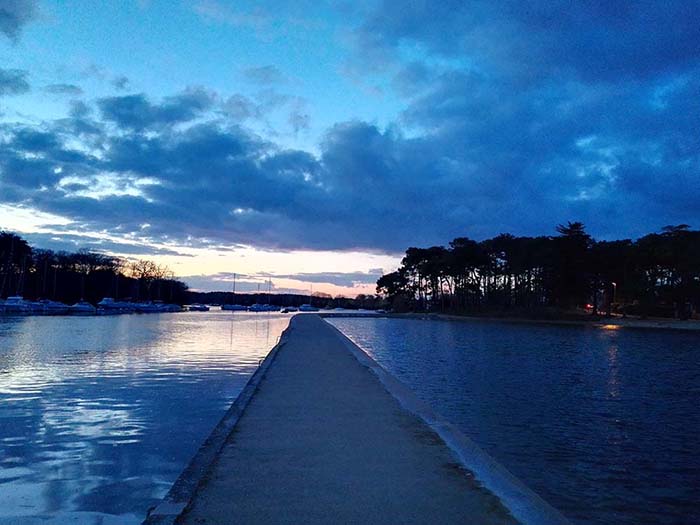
[178,315,516,524]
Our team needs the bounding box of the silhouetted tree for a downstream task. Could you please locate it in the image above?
[0,231,188,305]
[377,222,700,319]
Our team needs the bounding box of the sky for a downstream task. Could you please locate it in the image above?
[1,0,699,294]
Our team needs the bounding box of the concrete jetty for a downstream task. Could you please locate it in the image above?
[145,314,569,525]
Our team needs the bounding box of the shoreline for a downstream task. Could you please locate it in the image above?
[386,312,700,332]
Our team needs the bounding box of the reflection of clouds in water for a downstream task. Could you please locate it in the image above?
[0,312,289,523]
[41,403,144,440]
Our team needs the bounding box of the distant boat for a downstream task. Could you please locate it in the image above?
[188,304,210,312]
[99,297,128,310]
[133,302,161,313]
[222,304,248,311]
[248,278,279,312]
[40,299,69,314]
[160,303,183,312]
[28,301,46,313]
[298,304,319,312]
[2,296,32,313]
[69,301,96,315]
[249,303,279,312]
[222,273,247,311]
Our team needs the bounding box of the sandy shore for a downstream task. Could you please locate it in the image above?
[173,315,533,524]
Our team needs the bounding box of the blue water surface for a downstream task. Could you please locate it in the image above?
[328,317,700,525]
[0,311,289,524]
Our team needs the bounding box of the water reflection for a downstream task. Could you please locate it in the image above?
[329,318,700,525]
[0,311,289,524]
[606,343,620,399]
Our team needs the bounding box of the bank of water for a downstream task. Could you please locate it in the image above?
[0,311,289,524]
[328,317,700,525]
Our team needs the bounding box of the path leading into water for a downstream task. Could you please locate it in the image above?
[171,314,515,524]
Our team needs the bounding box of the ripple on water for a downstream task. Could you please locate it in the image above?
[329,317,700,525]
[0,311,289,523]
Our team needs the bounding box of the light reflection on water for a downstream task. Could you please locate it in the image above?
[0,311,289,524]
[328,317,700,525]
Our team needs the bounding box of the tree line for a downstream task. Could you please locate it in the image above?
[0,231,189,305]
[187,290,383,310]
[376,223,700,320]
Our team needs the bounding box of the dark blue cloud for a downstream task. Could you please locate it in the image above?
[44,83,84,96]
[112,75,130,91]
[0,0,37,41]
[0,68,30,95]
[358,1,700,82]
[19,232,190,257]
[97,88,215,130]
[2,3,699,253]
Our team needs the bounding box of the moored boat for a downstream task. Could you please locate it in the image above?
[222,273,247,311]
[222,304,248,311]
[40,299,70,315]
[2,296,32,313]
[298,304,319,312]
[69,301,97,315]
[249,303,280,312]
[188,303,210,311]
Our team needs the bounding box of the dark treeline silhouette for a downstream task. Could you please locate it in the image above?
[0,231,189,305]
[377,222,700,320]
[188,290,382,310]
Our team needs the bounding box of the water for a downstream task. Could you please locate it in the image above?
[0,311,289,524]
[328,317,700,525]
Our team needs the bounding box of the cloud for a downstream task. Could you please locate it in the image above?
[220,94,259,121]
[97,88,215,130]
[1,3,699,254]
[0,0,38,41]
[288,110,310,134]
[242,65,287,85]
[270,269,384,287]
[19,231,189,257]
[355,1,700,83]
[180,273,273,293]
[179,269,381,292]
[0,68,30,96]
[44,83,84,96]
[112,75,130,91]
[2,72,699,254]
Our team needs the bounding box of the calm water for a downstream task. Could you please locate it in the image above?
[329,317,700,525]
[0,311,289,524]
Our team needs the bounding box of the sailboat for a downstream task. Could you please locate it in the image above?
[222,273,247,311]
[299,283,319,311]
[249,278,279,312]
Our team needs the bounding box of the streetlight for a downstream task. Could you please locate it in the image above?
[611,282,617,304]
